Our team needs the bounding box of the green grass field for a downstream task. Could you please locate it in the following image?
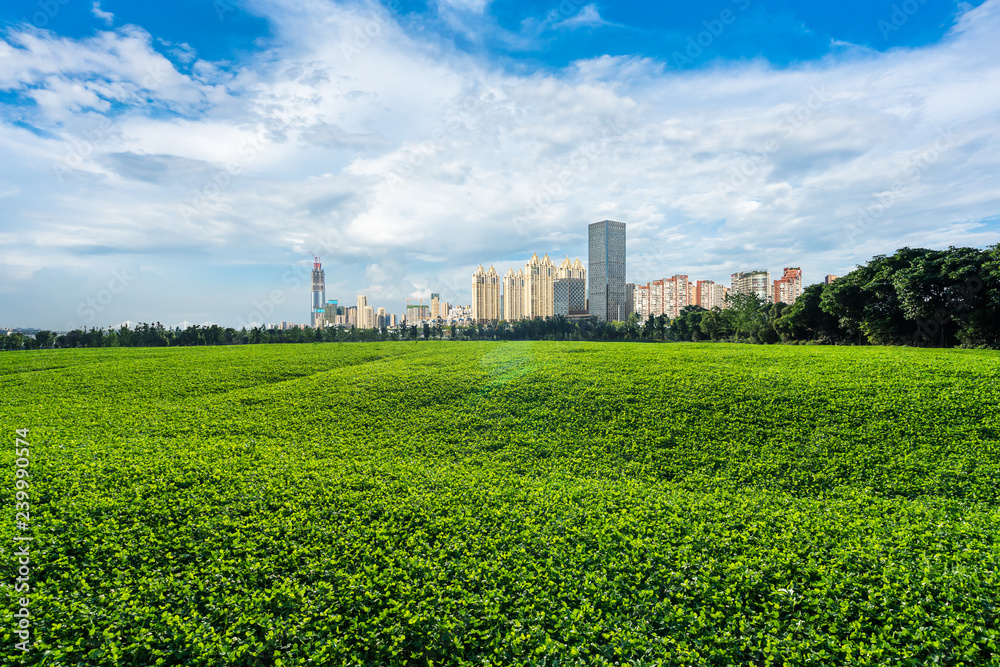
[2,342,999,665]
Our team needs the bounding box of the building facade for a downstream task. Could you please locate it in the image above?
[500,254,585,321]
[731,270,772,303]
[406,304,430,322]
[356,295,369,328]
[554,278,587,317]
[524,253,557,319]
[695,280,729,310]
[471,265,502,322]
[588,220,627,321]
[773,267,803,305]
[634,283,650,319]
[503,268,527,321]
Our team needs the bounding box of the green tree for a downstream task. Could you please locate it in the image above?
[774,283,841,342]
[34,330,54,348]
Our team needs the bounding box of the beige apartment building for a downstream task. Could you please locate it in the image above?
[471,265,502,321]
[731,270,773,303]
[503,267,527,321]
[498,254,586,321]
[695,280,729,310]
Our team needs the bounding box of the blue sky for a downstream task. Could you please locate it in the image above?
[1,0,998,329]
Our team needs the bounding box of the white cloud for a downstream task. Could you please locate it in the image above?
[91,1,114,26]
[555,4,609,30]
[1,0,999,328]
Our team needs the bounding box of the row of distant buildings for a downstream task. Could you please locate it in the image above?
[472,220,628,323]
[627,268,811,321]
[471,255,589,322]
[309,220,832,328]
[309,257,478,329]
[470,221,822,324]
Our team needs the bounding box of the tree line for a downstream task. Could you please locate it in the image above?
[4,245,998,351]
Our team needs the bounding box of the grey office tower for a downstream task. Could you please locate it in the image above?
[588,220,626,321]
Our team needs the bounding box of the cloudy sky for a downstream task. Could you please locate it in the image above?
[1,0,998,330]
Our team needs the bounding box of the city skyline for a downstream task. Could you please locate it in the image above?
[1,1,998,329]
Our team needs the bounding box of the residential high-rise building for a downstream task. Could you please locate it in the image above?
[431,293,440,319]
[502,255,585,322]
[644,275,690,320]
[472,265,502,321]
[390,314,397,328]
[634,283,650,319]
[311,257,325,328]
[357,295,368,327]
[524,253,557,319]
[440,303,450,319]
[345,306,357,326]
[376,307,386,328]
[362,305,375,329]
[731,270,772,303]
[503,268,527,321]
[589,220,627,321]
[671,275,691,318]
[695,280,729,310]
[825,274,838,284]
[774,267,803,305]
[557,256,586,281]
[626,283,636,316]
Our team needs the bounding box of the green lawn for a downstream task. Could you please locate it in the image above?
[2,342,999,665]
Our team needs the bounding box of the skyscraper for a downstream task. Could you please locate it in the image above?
[431,293,440,319]
[588,220,626,321]
[311,257,325,328]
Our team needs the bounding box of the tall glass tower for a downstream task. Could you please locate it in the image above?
[311,257,325,328]
[588,220,626,322]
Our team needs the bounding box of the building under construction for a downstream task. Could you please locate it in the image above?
[311,257,325,328]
